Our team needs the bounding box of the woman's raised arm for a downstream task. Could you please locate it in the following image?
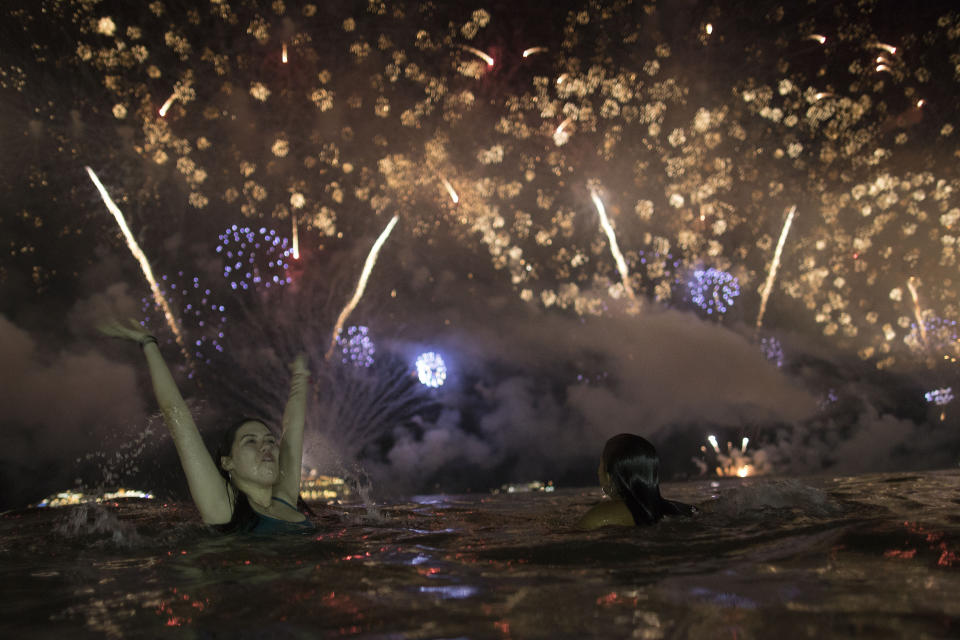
[276,353,309,504]
[99,320,232,524]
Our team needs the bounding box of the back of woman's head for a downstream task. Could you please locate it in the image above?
[602,433,666,525]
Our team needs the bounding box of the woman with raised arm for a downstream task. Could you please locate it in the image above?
[576,433,697,530]
[100,319,314,534]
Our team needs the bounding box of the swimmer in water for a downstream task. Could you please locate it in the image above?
[99,319,314,533]
[577,433,697,529]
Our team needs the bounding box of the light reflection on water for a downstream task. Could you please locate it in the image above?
[2,471,959,638]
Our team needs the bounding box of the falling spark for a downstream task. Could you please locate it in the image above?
[807,34,827,44]
[282,42,288,64]
[555,117,573,135]
[875,55,890,65]
[326,215,400,360]
[522,46,548,58]
[872,42,897,55]
[813,92,834,101]
[907,277,927,347]
[85,166,190,363]
[705,23,713,35]
[460,45,494,67]
[158,92,176,117]
[440,175,459,204]
[756,205,797,329]
[291,213,300,260]
[707,435,720,453]
[916,99,926,108]
[589,188,636,301]
[741,437,749,452]
[875,64,892,73]
[556,73,569,85]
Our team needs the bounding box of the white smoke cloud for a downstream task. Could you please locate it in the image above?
[373,303,821,491]
[0,285,148,507]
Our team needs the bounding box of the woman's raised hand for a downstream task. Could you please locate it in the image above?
[98,318,153,344]
[289,352,310,376]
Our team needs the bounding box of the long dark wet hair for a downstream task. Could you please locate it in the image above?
[213,417,314,534]
[602,433,697,525]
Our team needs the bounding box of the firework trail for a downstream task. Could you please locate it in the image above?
[291,213,300,260]
[589,188,637,303]
[459,45,494,66]
[440,175,459,204]
[158,92,176,117]
[756,206,797,330]
[85,166,191,364]
[326,215,400,360]
[907,277,927,348]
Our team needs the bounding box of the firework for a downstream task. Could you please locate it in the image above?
[707,435,720,453]
[158,92,176,117]
[326,215,400,360]
[291,214,300,260]
[215,225,293,291]
[906,278,927,348]
[141,272,227,371]
[589,189,637,303]
[334,325,376,368]
[925,388,953,405]
[699,435,768,478]
[756,206,796,329]
[282,42,288,64]
[925,387,954,421]
[85,167,190,363]
[459,45,494,67]
[553,117,573,146]
[760,336,785,368]
[415,352,447,388]
[871,42,898,55]
[907,316,958,360]
[12,0,960,377]
[689,268,740,315]
[440,175,459,204]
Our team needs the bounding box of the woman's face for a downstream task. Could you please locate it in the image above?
[221,421,280,486]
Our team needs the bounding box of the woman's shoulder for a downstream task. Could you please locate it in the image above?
[575,499,635,530]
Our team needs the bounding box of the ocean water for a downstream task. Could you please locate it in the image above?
[2,470,959,639]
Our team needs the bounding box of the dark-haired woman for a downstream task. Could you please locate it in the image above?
[576,433,697,529]
[100,319,314,533]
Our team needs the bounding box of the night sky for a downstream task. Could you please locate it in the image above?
[2,0,959,509]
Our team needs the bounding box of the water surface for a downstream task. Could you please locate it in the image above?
[2,471,959,638]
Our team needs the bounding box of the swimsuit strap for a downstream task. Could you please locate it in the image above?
[271,495,298,510]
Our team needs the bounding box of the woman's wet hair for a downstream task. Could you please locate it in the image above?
[212,417,315,534]
[602,433,696,525]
